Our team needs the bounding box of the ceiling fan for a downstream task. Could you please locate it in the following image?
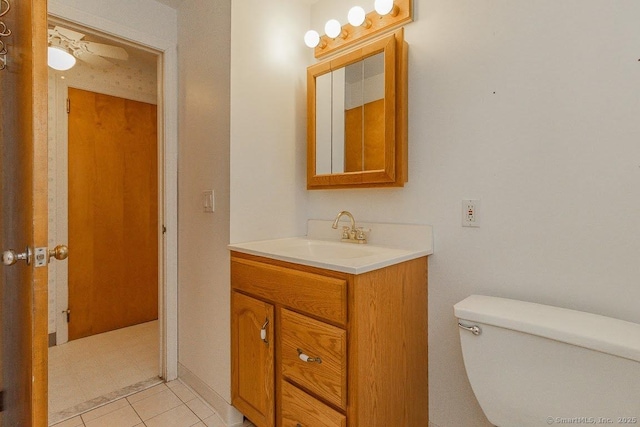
[47,26,129,70]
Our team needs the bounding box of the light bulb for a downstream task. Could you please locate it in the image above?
[324,19,344,39]
[48,46,76,71]
[375,0,398,16]
[304,30,320,48]
[348,6,367,27]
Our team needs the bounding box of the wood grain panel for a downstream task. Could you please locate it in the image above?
[68,88,158,340]
[0,0,49,424]
[345,99,385,172]
[231,292,275,427]
[348,257,428,427]
[231,256,347,326]
[280,381,346,427]
[280,309,347,410]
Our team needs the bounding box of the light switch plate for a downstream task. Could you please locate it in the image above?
[203,190,214,213]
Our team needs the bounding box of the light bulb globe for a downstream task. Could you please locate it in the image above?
[48,46,76,71]
[374,0,394,15]
[348,6,366,27]
[304,30,320,48]
[324,19,342,39]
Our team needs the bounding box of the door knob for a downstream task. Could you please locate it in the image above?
[2,247,32,266]
[48,244,68,262]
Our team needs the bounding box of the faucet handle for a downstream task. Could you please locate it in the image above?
[341,226,351,239]
[355,227,370,242]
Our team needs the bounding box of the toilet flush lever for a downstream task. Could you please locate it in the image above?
[458,322,482,336]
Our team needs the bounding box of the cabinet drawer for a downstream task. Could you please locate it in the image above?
[280,309,347,409]
[281,381,346,427]
[231,256,347,325]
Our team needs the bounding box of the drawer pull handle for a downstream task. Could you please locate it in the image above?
[297,348,322,364]
[260,318,269,344]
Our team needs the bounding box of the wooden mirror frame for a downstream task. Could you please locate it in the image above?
[307,29,407,189]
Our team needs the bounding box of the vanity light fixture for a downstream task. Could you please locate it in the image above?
[304,0,412,58]
[374,0,399,16]
[324,19,347,39]
[47,46,76,71]
[348,6,372,28]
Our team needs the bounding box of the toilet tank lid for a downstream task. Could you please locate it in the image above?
[454,295,640,363]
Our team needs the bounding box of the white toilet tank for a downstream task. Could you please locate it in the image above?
[454,295,640,427]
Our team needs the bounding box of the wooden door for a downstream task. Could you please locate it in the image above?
[231,292,275,427]
[0,0,49,425]
[67,88,158,340]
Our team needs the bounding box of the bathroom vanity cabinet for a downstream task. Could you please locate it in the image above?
[230,251,428,427]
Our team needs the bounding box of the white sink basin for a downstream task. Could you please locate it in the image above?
[256,238,376,260]
[229,236,431,274]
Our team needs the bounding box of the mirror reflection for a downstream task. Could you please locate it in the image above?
[315,52,385,175]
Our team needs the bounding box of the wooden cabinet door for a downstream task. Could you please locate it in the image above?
[231,292,275,427]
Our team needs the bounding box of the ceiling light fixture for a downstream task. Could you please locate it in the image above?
[47,46,76,71]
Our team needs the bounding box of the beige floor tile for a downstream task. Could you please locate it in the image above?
[143,404,200,427]
[84,405,142,427]
[166,381,196,403]
[185,398,214,420]
[202,414,228,427]
[129,388,182,421]
[81,398,130,422]
[51,416,84,427]
[126,383,168,404]
[49,320,160,421]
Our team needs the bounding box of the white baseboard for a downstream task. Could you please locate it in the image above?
[178,363,245,427]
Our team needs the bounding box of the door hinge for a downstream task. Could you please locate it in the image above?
[162,225,166,234]
[63,309,70,323]
[66,98,70,114]
[0,389,4,412]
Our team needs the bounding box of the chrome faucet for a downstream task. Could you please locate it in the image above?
[331,211,368,244]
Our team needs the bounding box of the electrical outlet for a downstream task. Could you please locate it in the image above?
[462,199,480,227]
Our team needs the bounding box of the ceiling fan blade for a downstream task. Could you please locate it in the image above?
[83,41,129,61]
[73,50,115,68]
[54,26,85,42]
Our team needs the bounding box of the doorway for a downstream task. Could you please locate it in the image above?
[46,19,164,422]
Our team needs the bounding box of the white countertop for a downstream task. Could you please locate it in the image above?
[228,221,433,274]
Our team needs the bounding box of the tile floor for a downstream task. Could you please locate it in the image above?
[48,321,254,427]
[51,381,255,427]
[49,321,161,424]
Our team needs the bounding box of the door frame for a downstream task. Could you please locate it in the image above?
[47,6,179,380]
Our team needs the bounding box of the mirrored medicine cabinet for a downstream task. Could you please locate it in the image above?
[307,29,408,189]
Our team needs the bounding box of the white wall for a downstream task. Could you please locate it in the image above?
[176,0,239,422]
[229,0,310,244]
[306,1,640,426]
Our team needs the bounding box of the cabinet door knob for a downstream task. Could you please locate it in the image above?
[260,318,269,345]
[297,348,322,364]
